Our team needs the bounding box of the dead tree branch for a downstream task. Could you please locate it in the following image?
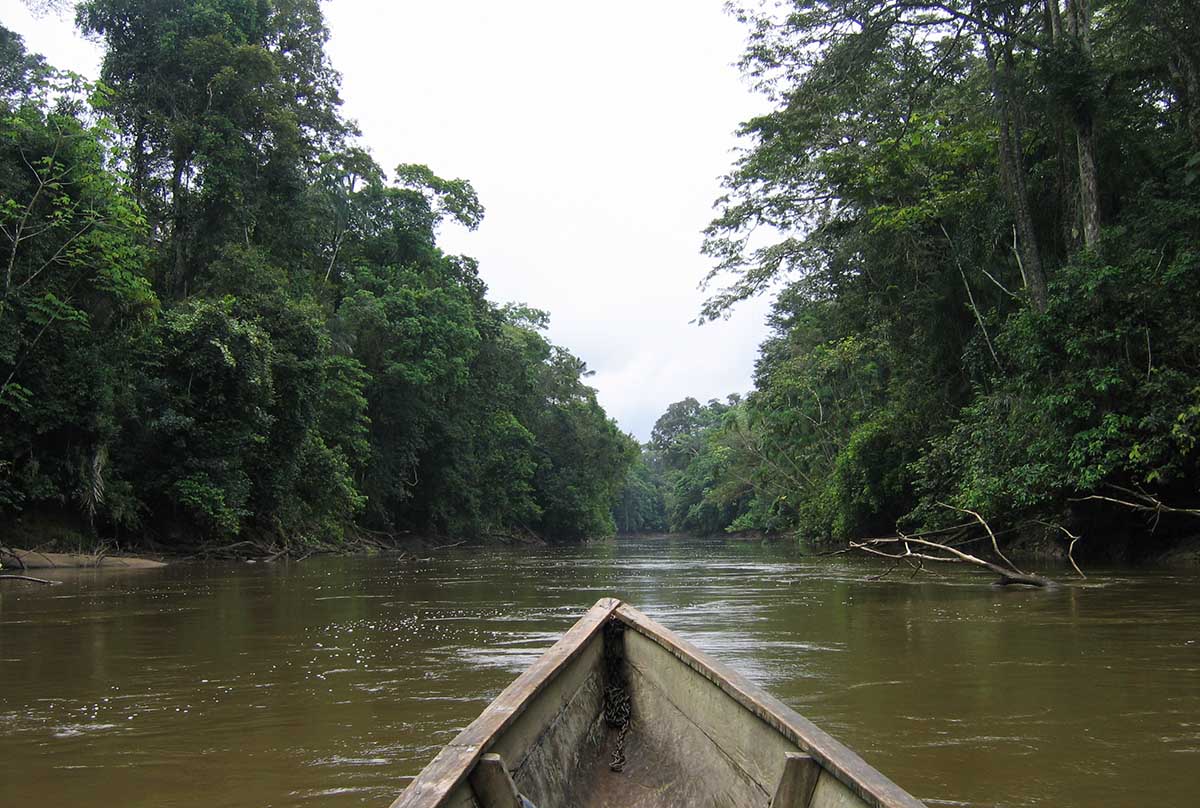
[431,540,467,550]
[937,502,1023,573]
[1070,485,1200,531]
[850,533,1056,587]
[850,507,1058,588]
[0,546,26,570]
[0,574,60,585]
[1034,520,1086,579]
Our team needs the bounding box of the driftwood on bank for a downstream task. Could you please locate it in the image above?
[430,540,467,550]
[191,538,313,562]
[188,531,479,563]
[0,547,166,570]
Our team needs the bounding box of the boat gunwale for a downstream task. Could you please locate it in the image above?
[391,597,926,808]
[388,597,620,808]
[612,602,926,808]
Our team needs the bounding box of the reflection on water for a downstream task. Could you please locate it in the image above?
[2,538,1199,807]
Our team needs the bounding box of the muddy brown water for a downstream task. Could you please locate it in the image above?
[1,538,1198,807]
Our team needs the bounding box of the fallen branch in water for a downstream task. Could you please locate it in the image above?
[431,540,467,550]
[821,520,997,557]
[937,502,1022,574]
[0,574,60,585]
[1035,520,1085,578]
[1070,484,1200,531]
[866,557,931,581]
[850,534,1057,587]
[850,508,1058,588]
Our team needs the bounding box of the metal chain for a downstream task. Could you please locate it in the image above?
[602,621,632,772]
[605,681,631,772]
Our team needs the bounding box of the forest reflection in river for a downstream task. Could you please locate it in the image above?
[1,537,1198,807]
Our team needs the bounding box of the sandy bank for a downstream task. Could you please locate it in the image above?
[0,548,167,570]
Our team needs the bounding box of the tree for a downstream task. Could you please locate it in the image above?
[1,5,635,550]
[670,0,1200,558]
[612,452,668,534]
[76,0,348,296]
[1,48,156,526]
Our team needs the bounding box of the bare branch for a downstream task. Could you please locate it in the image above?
[850,513,1057,588]
[868,560,901,580]
[941,223,1003,372]
[1034,520,1086,579]
[937,501,1023,573]
[895,1,1041,48]
[0,574,61,585]
[1070,486,1200,524]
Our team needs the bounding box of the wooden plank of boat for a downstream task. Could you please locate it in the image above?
[390,598,926,808]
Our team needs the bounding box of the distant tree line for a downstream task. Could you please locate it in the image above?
[618,1,1200,560]
[0,2,635,550]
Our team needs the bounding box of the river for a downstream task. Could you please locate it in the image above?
[1,537,1198,807]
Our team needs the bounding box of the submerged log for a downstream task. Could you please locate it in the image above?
[0,574,61,585]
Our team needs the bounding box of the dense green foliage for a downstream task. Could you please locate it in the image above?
[653,1,1200,554]
[0,4,634,548]
[611,453,669,535]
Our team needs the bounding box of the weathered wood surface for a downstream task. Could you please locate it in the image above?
[0,548,166,569]
[507,650,604,807]
[811,770,871,808]
[612,603,926,808]
[473,635,600,767]
[771,753,821,808]
[392,597,926,808]
[620,650,771,806]
[390,597,621,808]
[468,754,521,808]
[623,627,794,802]
[570,702,737,808]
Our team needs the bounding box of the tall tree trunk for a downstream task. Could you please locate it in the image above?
[1152,1,1200,150]
[131,117,148,219]
[1075,116,1101,248]
[986,38,1048,311]
[1044,1,1077,254]
[1067,0,1101,249]
[1183,58,1200,150]
[1046,0,1063,40]
[170,153,187,298]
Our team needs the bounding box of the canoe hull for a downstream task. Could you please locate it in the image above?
[391,599,924,808]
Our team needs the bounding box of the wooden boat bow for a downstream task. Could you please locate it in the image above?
[391,597,925,808]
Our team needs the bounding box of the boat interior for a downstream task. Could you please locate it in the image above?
[391,598,924,808]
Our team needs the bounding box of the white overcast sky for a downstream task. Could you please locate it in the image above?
[1,0,774,441]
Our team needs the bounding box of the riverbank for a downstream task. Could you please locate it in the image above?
[619,524,1200,569]
[0,547,167,570]
[0,514,550,571]
[6,509,1198,572]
